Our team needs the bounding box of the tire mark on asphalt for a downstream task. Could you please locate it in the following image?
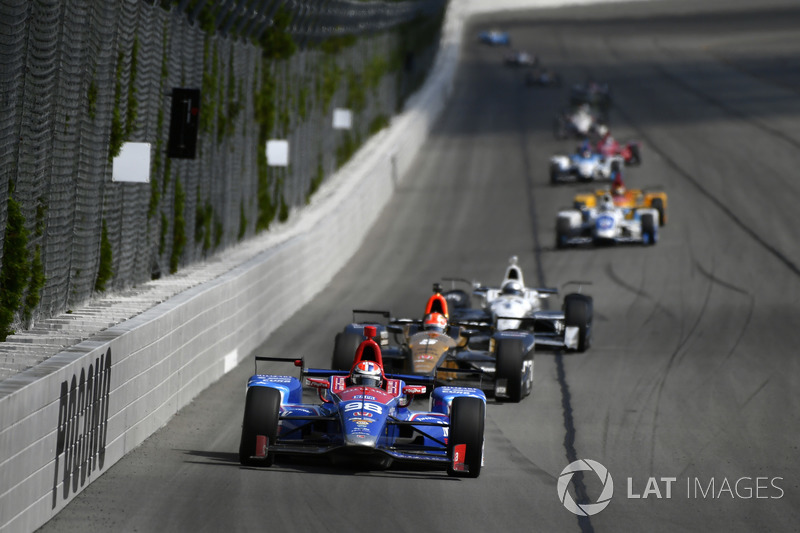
[603,38,800,279]
[604,261,678,322]
[693,259,755,367]
[518,75,594,533]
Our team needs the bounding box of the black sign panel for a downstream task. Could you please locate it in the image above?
[167,88,200,159]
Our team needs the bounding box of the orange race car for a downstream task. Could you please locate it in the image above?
[573,173,667,226]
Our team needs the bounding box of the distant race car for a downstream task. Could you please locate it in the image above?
[332,288,537,402]
[554,104,607,139]
[240,327,487,477]
[573,182,667,226]
[595,126,641,166]
[447,256,593,353]
[549,142,624,184]
[524,67,561,87]
[478,29,510,46]
[504,50,537,67]
[570,79,612,110]
[556,193,660,247]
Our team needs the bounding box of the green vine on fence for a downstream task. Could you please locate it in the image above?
[258,6,296,61]
[94,219,113,292]
[170,177,186,273]
[0,196,29,340]
[108,36,140,160]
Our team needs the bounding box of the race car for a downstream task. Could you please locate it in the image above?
[447,256,593,353]
[478,29,510,46]
[595,126,641,166]
[556,193,659,247]
[240,326,486,477]
[524,67,561,87]
[569,79,612,110]
[573,174,667,226]
[553,104,607,139]
[332,288,536,402]
[549,141,624,184]
[504,50,537,67]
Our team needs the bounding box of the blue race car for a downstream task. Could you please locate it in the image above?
[478,29,510,46]
[239,326,487,477]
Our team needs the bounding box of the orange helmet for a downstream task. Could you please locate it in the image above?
[423,312,447,334]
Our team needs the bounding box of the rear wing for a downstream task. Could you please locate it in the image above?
[561,281,592,293]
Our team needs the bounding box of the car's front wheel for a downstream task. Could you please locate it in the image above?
[447,397,485,478]
[564,293,593,352]
[239,386,280,467]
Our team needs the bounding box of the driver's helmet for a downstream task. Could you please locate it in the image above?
[600,193,615,211]
[596,124,609,139]
[351,360,383,388]
[501,280,524,296]
[579,140,592,157]
[423,312,448,334]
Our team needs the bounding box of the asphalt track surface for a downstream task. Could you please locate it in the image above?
[40,1,800,531]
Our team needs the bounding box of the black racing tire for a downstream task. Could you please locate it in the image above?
[641,213,657,245]
[550,163,563,185]
[239,386,281,467]
[444,289,472,310]
[447,396,485,478]
[495,338,533,403]
[556,217,572,249]
[628,144,641,165]
[564,293,593,352]
[651,198,665,226]
[332,331,362,371]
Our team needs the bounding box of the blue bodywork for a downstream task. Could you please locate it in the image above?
[245,370,486,468]
[478,30,510,46]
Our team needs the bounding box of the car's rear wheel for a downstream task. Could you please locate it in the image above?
[564,293,593,352]
[556,217,572,249]
[447,397,485,478]
[332,331,362,371]
[239,386,280,467]
[641,213,657,245]
[495,338,533,402]
[628,144,641,165]
[651,198,665,226]
[444,289,471,310]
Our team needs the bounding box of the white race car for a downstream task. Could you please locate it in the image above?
[556,194,659,247]
[447,257,593,352]
[549,143,623,184]
[553,104,606,139]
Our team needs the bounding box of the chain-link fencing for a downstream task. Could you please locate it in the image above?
[0,0,446,346]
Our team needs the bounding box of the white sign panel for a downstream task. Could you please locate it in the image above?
[266,139,289,166]
[333,108,353,130]
[112,142,151,183]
